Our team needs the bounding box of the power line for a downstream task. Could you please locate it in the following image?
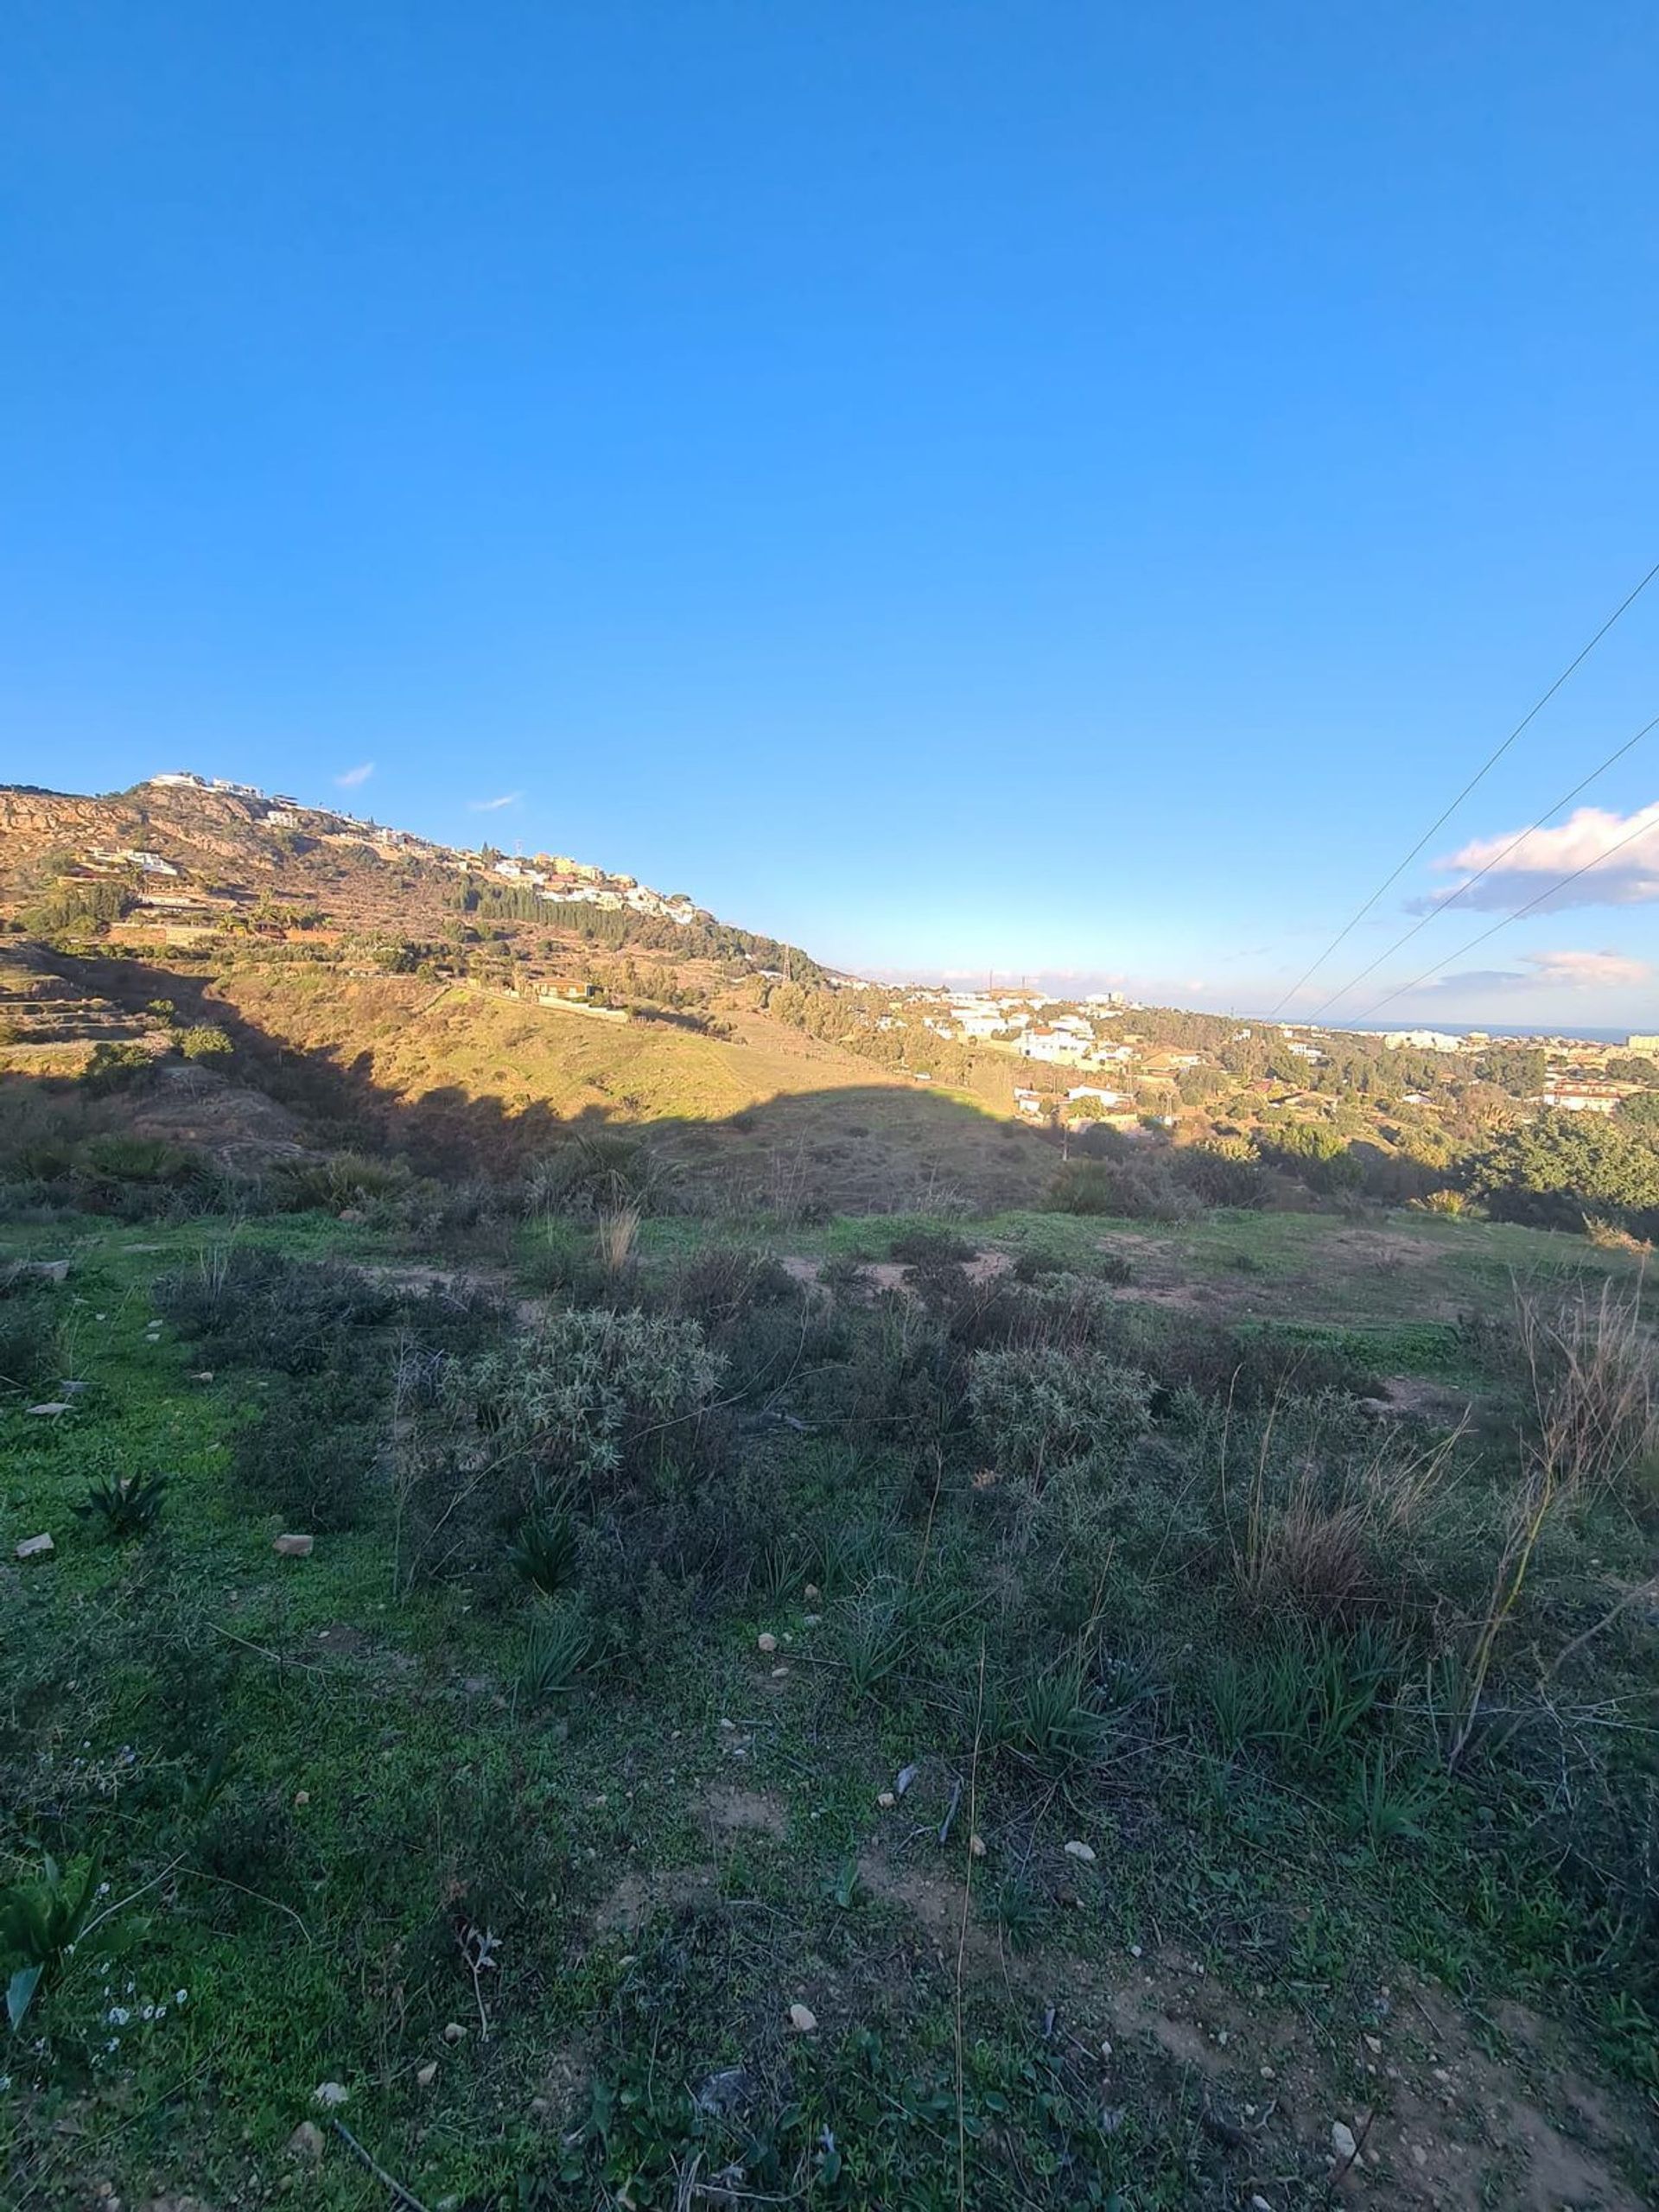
[1349,805,1659,1026]
[1305,709,1659,1020]
[1268,556,1659,1017]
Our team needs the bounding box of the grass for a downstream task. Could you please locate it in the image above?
[2,1197,1656,2209]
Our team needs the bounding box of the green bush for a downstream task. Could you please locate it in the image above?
[269,1150,415,1213]
[1463,1111,1659,1235]
[1168,1141,1266,1208]
[444,1309,725,1499]
[968,1344,1152,1476]
[232,1382,378,1529]
[0,1279,58,1399]
[82,1040,156,1095]
[1043,1157,1198,1221]
[178,1023,233,1062]
[154,1246,398,1377]
[526,1134,673,1219]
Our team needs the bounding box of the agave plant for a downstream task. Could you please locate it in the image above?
[505,1503,580,1599]
[1,1853,102,2029]
[75,1469,169,1542]
[519,1606,592,1704]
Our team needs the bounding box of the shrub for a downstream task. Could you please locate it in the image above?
[888,1225,976,1266]
[79,1135,202,1188]
[270,1151,415,1214]
[1168,1141,1266,1208]
[178,1023,233,1063]
[445,1309,725,1501]
[1463,1111,1659,1236]
[232,1383,378,1529]
[154,1246,397,1377]
[74,1468,169,1541]
[1043,1158,1198,1222]
[526,1135,674,1219]
[0,1853,102,2029]
[82,1040,156,1095]
[969,1344,1152,1478]
[506,1503,581,1599]
[0,1280,58,1400]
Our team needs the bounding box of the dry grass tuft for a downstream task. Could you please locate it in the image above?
[595,1204,641,1279]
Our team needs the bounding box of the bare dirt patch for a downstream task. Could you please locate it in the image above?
[702,1785,789,1839]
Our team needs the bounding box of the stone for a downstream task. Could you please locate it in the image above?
[22,1259,70,1283]
[312,2082,349,2109]
[442,2021,467,2043]
[787,2003,817,2034]
[1331,2120,1357,2163]
[969,1834,986,1858]
[1063,1840,1096,1864]
[416,2063,439,2087]
[804,1584,821,1600]
[757,1631,778,1653]
[877,1790,895,1808]
[274,1533,315,1557]
[16,1534,54,1560]
[287,2121,326,2158]
[28,1402,72,1417]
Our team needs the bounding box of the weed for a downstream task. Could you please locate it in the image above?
[990,1876,1044,1951]
[0,1853,102,2029]
[1004,1658,1110,1775]
[75,1466,169,1541]
[519,1605,592,1703]
[505,1503,580,1599]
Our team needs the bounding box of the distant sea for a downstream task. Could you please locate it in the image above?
[1318,1019,1638,1046]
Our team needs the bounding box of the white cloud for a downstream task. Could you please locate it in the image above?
[334,761,375,789]
[1427,801,1659,912]
[1429,947,1651,995]
[467,791,523,812]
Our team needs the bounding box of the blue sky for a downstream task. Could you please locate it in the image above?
[3,3,1657,1027]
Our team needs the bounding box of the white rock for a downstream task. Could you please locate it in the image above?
[274,1533,314,1557]
[27,1402,71,1417]
[787,2003,817,2033]
[312,2082,349,2108]
[1063,1840,1096,1864]
[288,2121,326,2158]
[876,1790,895,1808]
[757,1632,778,1654]
[969,1834,986,1859]
[804,1584,821,1600]
[416,2062,438,2087]
[16,1534,54,1560]
[442,2022,467,2043]
[1331,2120,1357,2163]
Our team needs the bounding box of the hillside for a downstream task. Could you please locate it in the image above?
[3,775,1658,2212]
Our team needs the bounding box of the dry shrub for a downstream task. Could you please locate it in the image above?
[1224,1395,1463,1626]
[1522,1274,1657,1496]
[1582,1214,1653,1256]
[594,1205,640,1279]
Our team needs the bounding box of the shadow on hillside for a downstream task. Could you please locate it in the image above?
[28,950,1065,1213]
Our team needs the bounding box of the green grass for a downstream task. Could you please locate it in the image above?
[3,1200,1656,2209]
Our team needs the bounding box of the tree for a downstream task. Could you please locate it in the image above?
[1463,1110,1659,1232]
